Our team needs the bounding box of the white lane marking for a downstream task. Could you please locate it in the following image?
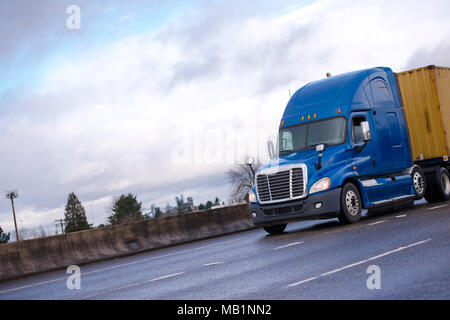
[204,262,224,267]
[395,214,407,218]
[0,277,65,295]
[82,272,185,300]
[367,220,386,226]
[287,277,318,287]
[0,237,246,295]
[287,238,432,288]
[427,204,448,211]
[81,237,245,276]
[272,241,304,251]
[145,272,185,283]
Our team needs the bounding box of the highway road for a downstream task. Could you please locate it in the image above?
[0,201,449,300]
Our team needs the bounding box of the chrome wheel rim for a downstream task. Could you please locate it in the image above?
[413,171,424,195]
[345,190,359,216]
[442,173,450,195]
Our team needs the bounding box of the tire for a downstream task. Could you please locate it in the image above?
[424,167,450,203]
[338,183,362,224]
[263,224,287,234]
[435,167,450,201]
[411,166,426,200]
[424,182,439,203]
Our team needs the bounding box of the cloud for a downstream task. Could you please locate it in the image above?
[1,0,450,233]
[0,0,103,67]
[405,40,450,70]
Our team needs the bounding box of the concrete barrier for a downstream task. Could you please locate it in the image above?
[0,203,254,281]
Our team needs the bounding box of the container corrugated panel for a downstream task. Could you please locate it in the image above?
[396,66,450,161]
[435,67,450,158]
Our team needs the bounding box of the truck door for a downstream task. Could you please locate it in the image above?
[350,112,377,177]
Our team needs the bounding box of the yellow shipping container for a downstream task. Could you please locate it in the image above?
[397,65,450,162]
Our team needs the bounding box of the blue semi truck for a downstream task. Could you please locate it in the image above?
[249,66,450,234]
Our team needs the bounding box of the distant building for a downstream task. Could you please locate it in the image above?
[146,204,163,218]
[165,202,177,214]
[159,196,197,217]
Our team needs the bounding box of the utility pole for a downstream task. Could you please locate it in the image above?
[55,219,65,234]
[5,190,19,241]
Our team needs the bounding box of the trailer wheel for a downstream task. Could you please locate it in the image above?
[424,167,450,203]
[263,224,287,235]
[411,166,426,200]
[338,183,362,224]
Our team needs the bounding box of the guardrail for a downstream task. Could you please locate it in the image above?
[0,203,254,281]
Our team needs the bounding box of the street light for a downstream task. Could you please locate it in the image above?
[5,190,19,242]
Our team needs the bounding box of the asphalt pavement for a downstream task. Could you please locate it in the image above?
[0,200,449,300]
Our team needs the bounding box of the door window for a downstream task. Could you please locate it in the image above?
[351,116,366,144]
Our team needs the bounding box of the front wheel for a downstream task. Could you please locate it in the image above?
[411,166,426,200]
[338,183,362,224]
[263,224,287,235]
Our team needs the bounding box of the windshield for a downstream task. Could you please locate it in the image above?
[278,117,347,155]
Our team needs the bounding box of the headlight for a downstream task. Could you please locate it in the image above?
[249,189,257,203]
[310,177,330,195]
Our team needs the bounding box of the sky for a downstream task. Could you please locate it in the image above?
[1,0,450,235]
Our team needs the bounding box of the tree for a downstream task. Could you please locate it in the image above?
[64,192,92,233]
[198,196,222,211]
[0,226,10,244]
[108,193,143,225]
[154,207,162,218]
[176,196,184,214]
[205,200,213,210]
[226,159,262,202]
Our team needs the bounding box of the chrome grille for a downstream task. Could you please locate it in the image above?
[256,166,306,204]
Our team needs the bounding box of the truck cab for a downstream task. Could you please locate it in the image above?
[249,67,418,234]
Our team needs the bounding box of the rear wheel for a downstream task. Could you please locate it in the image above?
[338,183,362,224]
[424,167,450,203]
[435,167,450,201]
[424,181,438,203]
[263,224,287,234]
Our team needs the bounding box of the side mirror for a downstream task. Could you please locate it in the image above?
[244,156,254,166]
[267,141,275,159]
[361,121,372,142]
[244,156,256,182]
